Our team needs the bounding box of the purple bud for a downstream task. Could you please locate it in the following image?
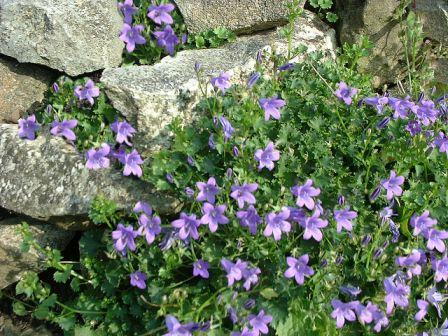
[228,307,238,324]
[194,61,201,72]
[189,323,201,332]
[335,255,344,265]
[200,321,210,332]
[320,258,328,267]
[440,104,447,116]
[187,155,195,166]
[382,240,389,249]
[208,134,216,149]
[376,117,390,129]
[247,72,261,88]
[338,195,345,206]
[166,173,174,183]
[52,82,59,93]
[232,146,239,157]
[256,50,263,64]
[339,285,362,297]
[278,63,295,71]
[361,235,372,246]
[369,186,382,202]
[212,116,218,127]
[181,34,188,44]
[243,299,256,310]
[373,248,383,259]
[185,187,194,198]
[226,168,233,179]
[417,92,425,103]
[45,105,53,115]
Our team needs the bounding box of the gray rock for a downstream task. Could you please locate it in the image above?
[0,0,124,76]
[101,11,336,155]
[174,0,292,34]
[0,313,52,336]
[0,56,56,124]
[416,0,448,45]
[0,217,74,289]
[0,124,180,229]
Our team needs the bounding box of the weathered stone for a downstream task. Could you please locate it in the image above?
[174,0,292,34]
[0,56,56,124]
[0,314,52,336]
[0,0,124,76]
[416,0,448,45]
[0,124,180,229]
[101,11,336,155]
[0,217,74,289]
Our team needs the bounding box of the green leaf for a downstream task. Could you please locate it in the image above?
[54,265,73,283]
[56,315,76,331]
[260,288,279,300]
[13,302,27,316]
[326,12,338,23]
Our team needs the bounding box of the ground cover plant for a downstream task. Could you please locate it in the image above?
[4,2,448,336]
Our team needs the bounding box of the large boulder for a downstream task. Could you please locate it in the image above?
[0,124,180,229]
[0,0,124,76]
[174,0,291,34]
[0,217,74,289]
[101,11,336,156]
[0,56,56,124]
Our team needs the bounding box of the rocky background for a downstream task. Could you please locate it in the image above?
[0,0,446,333]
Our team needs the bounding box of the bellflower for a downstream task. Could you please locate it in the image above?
[211,72,231,94]
[301,210,328,242]
[415,300,429,321]
[278,62,295,71]
[362,95,390,114]
[111,120,136,146]
[389,96,417,119]
[50,119,77,141]
[383,276,410,314]
[410,210,437,236]
[334,208,357,233]
[137,213,161,245]
[230,183,258,208]
[85,144,110,170]
[171,213,200,241]
[259,96,286,121]
[200,203,229,232]
[120,24,146,53]
[434,132,448,155]
[112,223,138,255]
[147,2,175,25]
[130,271,147,289]
[18,115,40,140]
[381,171,405,200]
[153,25,179,55]
[236,205,261,235]
[432,256,448,282]
[354,301,378,325]
[405,120,422,137]
[415,100,439,126]
[423,228,448,252]
[247,72,261,88]
[208,134,216,149]
[254,142,280,171]
[263,208,291,241]
[284,254,314,285]
[164,315,192,336]
[231,327,257,336]
[74,79,100,105]
[330,300,358,328]
[196,177,220,203]
[193,259,210,279]
[118,0,138,24]
[221,258,248,286]
[248,310,272,335]
[395,250,423,278]
[123,149,144,177]
[133,201,152,216]
[52,82,59,93]
[291,179,321,210]
[219,116,234,141]
[339,285,362,297]
[334,82,358,105]
[427,286,446,318]
[372,309,389,332]
[242,267,261,291]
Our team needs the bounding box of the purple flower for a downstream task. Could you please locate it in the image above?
[185,187,194,198]
[339,285,362,297]
[432,256,448,282]
[278,62,295,71]
[147,3,175,25]
[200,203,229,232]
[211,72,231,94]
[263,208,291,241]
[301,210,328,242]
[362,95,390,114]
[248,310,272,335]
[254,142,280,171]
[153,25,179,55]
[354,301,378,325]
[166,173,174,183]
[427,287,446,318]
[415,100,439,126]
[236,205,261,235]
[50,119,77,141]
[389,96,417,119]
[221,258,248,286]
[208,134,216,149]
[361,235,372,246]
[423,228,448,252]
[334,82,358,105]
[381,171,405,200]
[164,315,192,336]
[284,254,314,285]
[372,309,389,332]
[18,115,40,140]
[219,116,234,141]
[259,96,286,121]
[231,327,256,336]
[130,271,147,289]
[187,156,195,166]
[435,132,448,155]
[291,179,321,210]
[334,208,357,233]
[383,276,410,314]
[376,117,390,129]
[119,23,146,53]
[287,207,306,224]
[247,72,261,88]
[172,213,200,241]
[410,210,437,236]
[52,82,59,93]
[85,144,110,170]
[330,300,357,328]
[405,120,422,137]
[196,177,220,204]
[415,300,429,321]
[137,213,161,245]
[193,259,210,279]
[133,201,152,215]
[123,149,144,177]
[242,267,261,291]
[395,249,423,278]
[118,0,138,24]
[112,223,138,255]
[228,307,238,324]
[111,120,136,146]
[74,79,100,105]
[230,183,258,208]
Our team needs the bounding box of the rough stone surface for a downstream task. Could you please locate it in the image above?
[0,314,52,336]
[0,56,56,124]
[0,0,124,76]
[174,0,291,34]
[0,217,74,289]
[0,124,180,229]
[101,11,336,155]
[416,0,448,45]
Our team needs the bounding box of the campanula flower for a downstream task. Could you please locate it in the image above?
[301,210,328,242]
[123,149,144,177]
[111,120,136,146]
[291,179,321,210]
[284,254,314,285]
[410,210,437,236]
[334,82,358,105]
[248,310,272,335]
[137,212,161,245]
[330,300,358,328]
[200,203,229,232]
[432,256,448,282]
[415,300,429,321]
[381,171,405,200]
[263,208,291,241]
[74,79,100,105]
[334,208,357,233]
[112,223,138,255]
[211,72,231,94]
[254,142,280,171]
[221,258,248,286]
[85,144,110,170]
[130,271,147,289]
[153,25,179,55]
[171,213,200,241]
[196,177,220,204]
[231,183,258,208]
[383,275,410,314]
[118,0,138,24]
[237,205,261,235]
[193,259,210,279]
[147,2,175,25]
[423,228,448,252]
[259,96,285,121]
[18,115,40,140]
[50,119,77,141]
